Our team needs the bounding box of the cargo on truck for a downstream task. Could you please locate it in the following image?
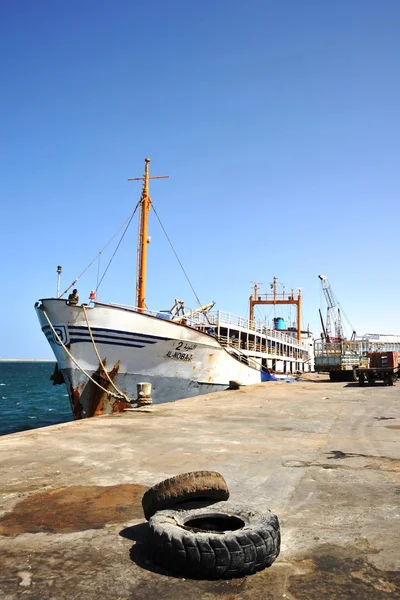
[314,340,361,381]
[356,351,399,386]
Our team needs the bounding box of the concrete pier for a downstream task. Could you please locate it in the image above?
[1,376,400,599]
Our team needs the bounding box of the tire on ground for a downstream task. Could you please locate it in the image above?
[148,501,280,579]
[142,471,230,520]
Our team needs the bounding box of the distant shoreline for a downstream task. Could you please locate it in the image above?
[0,359,56,362]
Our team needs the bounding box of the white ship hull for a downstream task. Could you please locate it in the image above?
[35,299,280,418]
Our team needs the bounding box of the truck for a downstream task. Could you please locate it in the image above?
[355,351,399,386]
[314,340,360,381]
[316,275,400,382]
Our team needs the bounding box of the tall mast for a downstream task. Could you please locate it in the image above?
[128,158,169,311]
[137,158,150,310]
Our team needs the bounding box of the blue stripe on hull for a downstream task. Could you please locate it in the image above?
[41,324,170,348]
[69,338,146,348]
[68,325,168,342]
[69,331,157,344]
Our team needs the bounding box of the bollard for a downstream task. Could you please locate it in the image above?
[137,382,152,406]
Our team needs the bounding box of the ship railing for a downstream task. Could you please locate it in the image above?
[221,343,294,371]
[217,336,241,349]
[109,303,304,349]
[109,303,160,315]
[189,310,303,347]
[216,335,306,359]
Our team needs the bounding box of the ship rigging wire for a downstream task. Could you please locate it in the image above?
[151,202,210,321]
[95,201,140,293]
[60,201,141,298]
[62,193,209,322]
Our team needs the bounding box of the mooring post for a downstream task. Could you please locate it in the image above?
[137,382,152,406]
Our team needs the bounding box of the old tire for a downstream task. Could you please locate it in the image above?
[142,471,229,520]
[148,501,280,579]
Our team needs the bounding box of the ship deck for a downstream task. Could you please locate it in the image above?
[1,376,400,599]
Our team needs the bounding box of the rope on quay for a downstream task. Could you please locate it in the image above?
[42,309,132,403]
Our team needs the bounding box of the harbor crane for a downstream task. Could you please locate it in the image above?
[317,275,357,382]
[318,275,355,342]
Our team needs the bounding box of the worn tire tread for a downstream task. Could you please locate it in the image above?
[148,502,280,579]
[142,471,229,520]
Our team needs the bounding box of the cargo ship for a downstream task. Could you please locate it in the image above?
[35,159,312,419]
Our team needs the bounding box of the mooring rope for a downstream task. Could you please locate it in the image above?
[81,304,131,402]
[42,309,130,402]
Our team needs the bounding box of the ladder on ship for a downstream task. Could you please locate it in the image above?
[220,340,271,374]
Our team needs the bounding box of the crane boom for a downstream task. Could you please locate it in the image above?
[320,278,335,309]
[318,274,344,341]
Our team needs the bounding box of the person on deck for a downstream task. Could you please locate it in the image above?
[68,289,79,306]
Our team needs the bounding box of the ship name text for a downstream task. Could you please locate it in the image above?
[166,350,193,362]
[165,341,197,362]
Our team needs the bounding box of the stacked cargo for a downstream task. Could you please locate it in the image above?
[359,356,370,369]
[367,351,398,369]
[357,350,399,386]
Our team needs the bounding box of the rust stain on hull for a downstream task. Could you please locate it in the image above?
[76,360,130,418]
[71,386,83,419]
[111,397,132,413]
[0,484,147,536]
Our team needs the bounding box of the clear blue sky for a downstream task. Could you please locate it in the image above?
[1,0,400,358]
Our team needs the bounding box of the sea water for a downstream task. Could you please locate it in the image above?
[0,361,73,436]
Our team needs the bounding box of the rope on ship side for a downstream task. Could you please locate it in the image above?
[81,304,131,403]
[42,310,132,403]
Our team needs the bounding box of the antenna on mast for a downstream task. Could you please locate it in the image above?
[56,265,62,298]
[250,281,263,300]
[128,158,169,310]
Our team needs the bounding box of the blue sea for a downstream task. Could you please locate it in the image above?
[0,361,73,436]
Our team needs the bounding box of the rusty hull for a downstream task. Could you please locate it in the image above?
[71,360,131,419]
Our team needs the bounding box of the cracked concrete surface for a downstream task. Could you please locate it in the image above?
[0,376,399,599]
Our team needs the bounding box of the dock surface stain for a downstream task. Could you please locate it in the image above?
[0,483,147,536]
[288,545,400,600]
[269,426,293,432]
[284,451,400,472]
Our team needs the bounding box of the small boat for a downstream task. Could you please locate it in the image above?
[35,159,312,419]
